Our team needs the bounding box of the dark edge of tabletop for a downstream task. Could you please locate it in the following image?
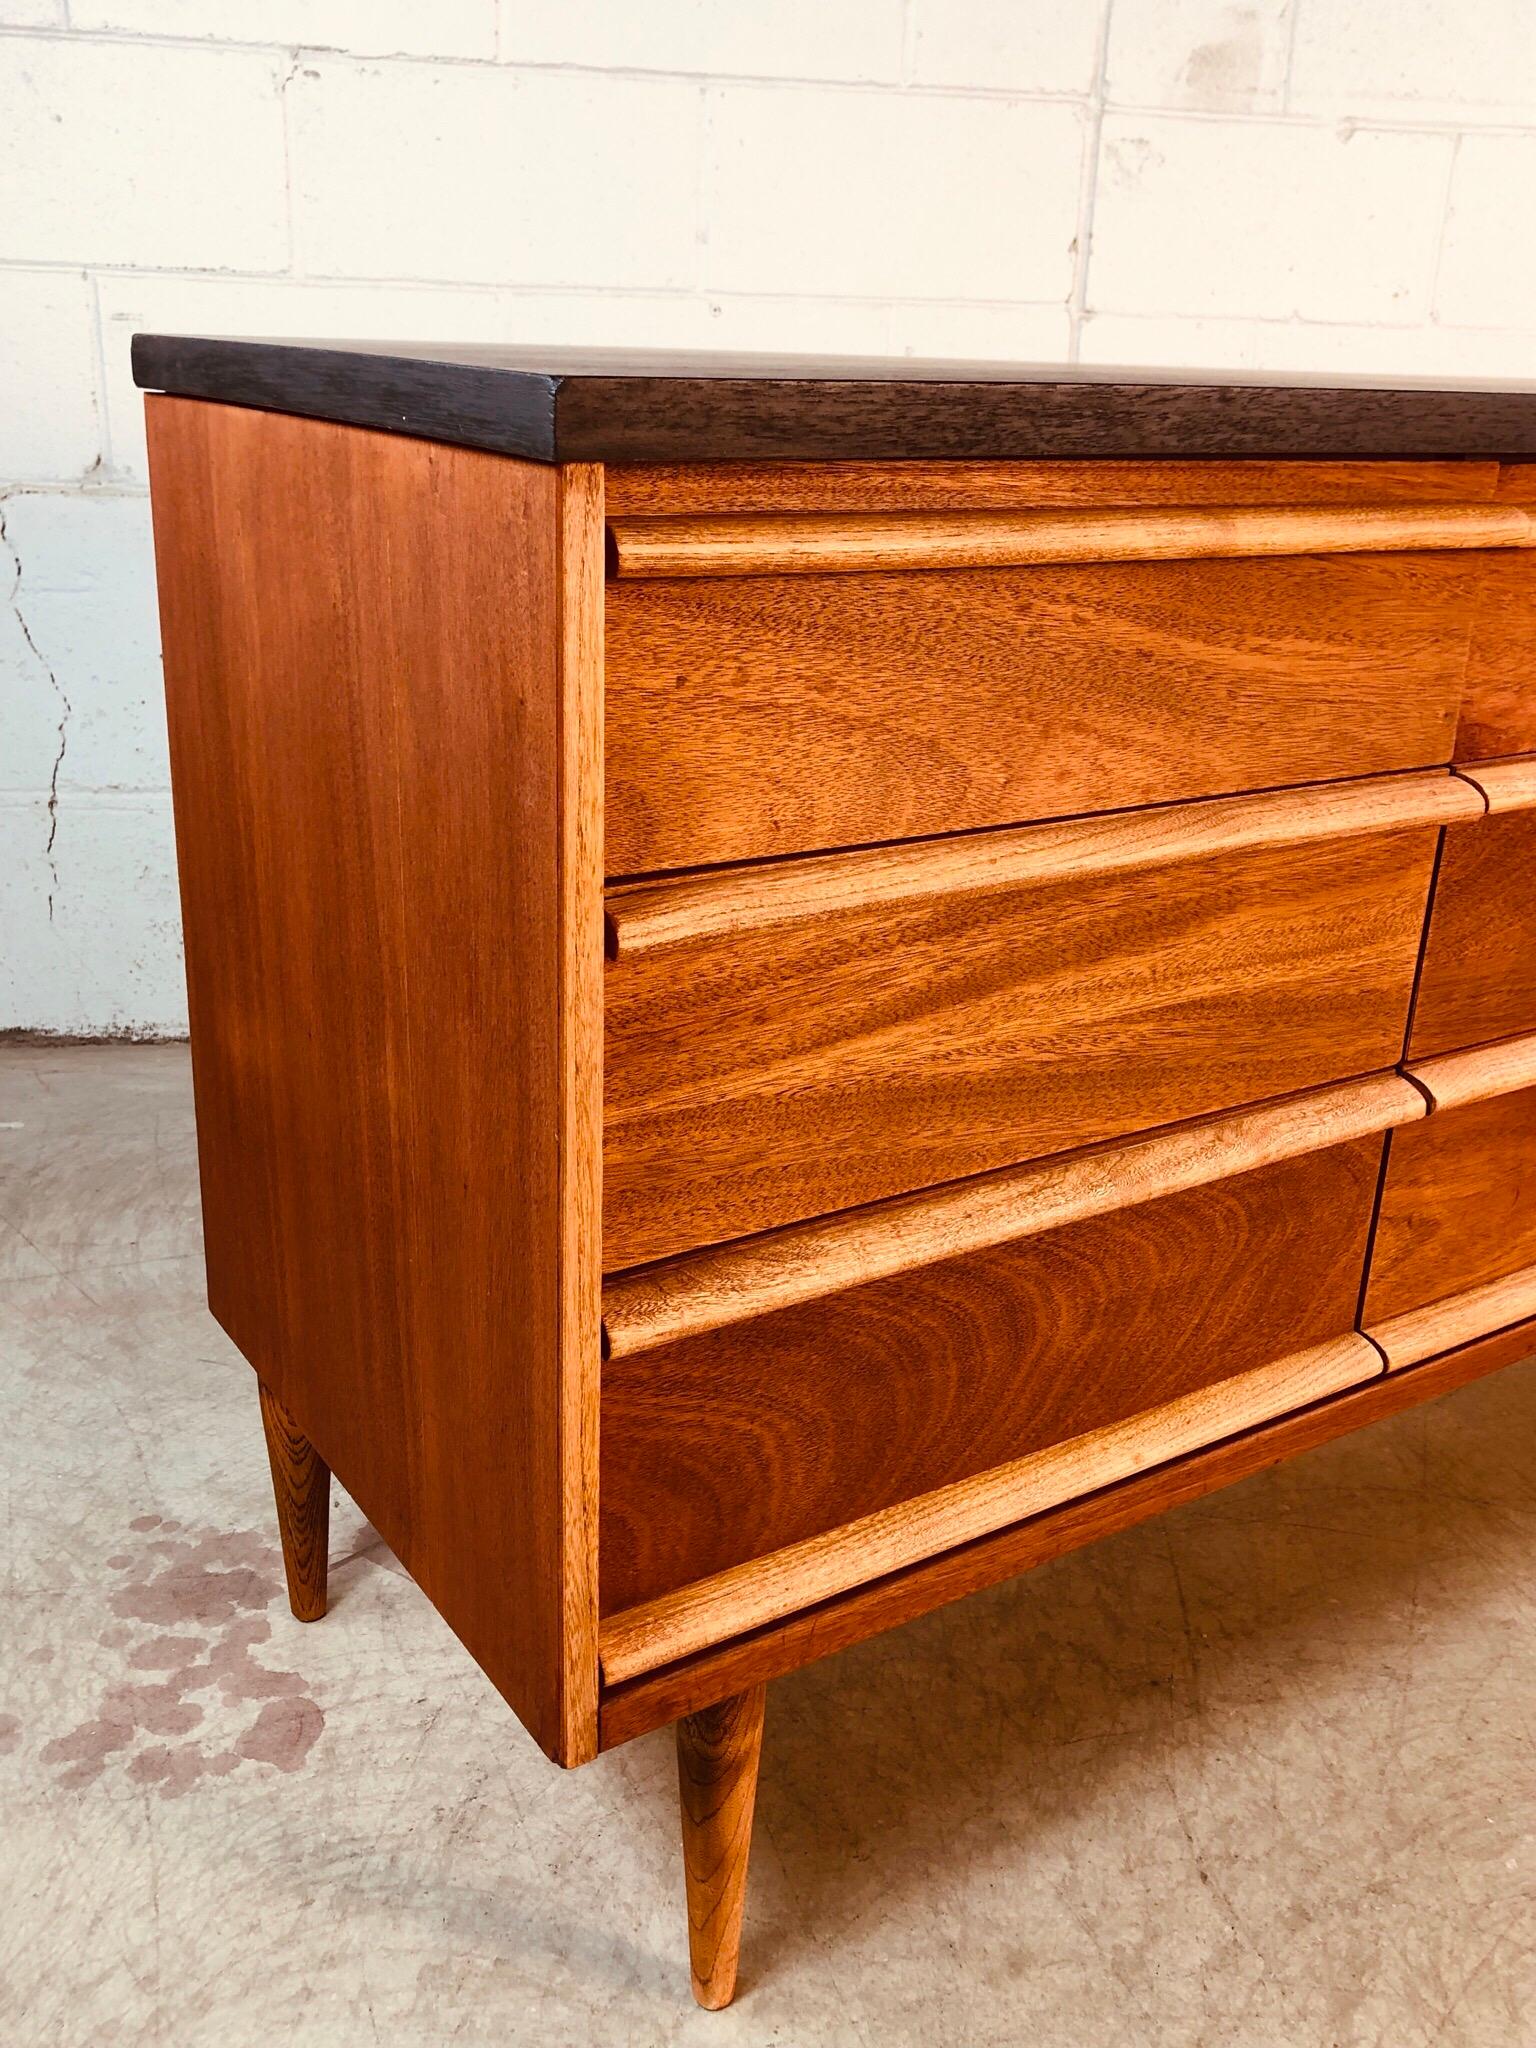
[131,334,1536,464]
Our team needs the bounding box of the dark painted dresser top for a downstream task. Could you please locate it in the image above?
[132,335,1536,465]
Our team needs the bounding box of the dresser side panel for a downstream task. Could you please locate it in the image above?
[144,397,602,1764]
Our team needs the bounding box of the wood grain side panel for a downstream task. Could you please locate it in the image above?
[1408,810,1536,1058]
[597,1320,1536,1748]
[603,458,1501,517]
[604,552,1474,874]
[146,397,602,1765]
[604,823,1439,1267]
[1460,463,1536,759]
[1363,1085,1536,1322]
[600,1333,1380,1681]
[600,1139,1383,1614]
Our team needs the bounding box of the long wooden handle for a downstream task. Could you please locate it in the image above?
[606,769,1485,961]
[1406,1029,1536,1112]
[607,501,1536,579]
[1368,1261,1536,1371]
[1454,755,1536,814]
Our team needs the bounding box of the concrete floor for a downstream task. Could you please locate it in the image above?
[4,1045,1536,2047]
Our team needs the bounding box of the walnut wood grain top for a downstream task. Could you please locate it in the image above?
[131,337,1536,463]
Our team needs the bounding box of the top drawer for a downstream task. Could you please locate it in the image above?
[602,468,1517,876]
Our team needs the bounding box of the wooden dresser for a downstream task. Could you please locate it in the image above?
[134,340,1536,2010]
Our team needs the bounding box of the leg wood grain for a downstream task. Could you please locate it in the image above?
[258,1380,330,1622]
[676,1685,767,2010]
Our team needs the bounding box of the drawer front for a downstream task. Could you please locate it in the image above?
[1368,1040,1536,1327]
[603,457,1501,518]
[604,776,1458,1270]
[600,1118,1388,1614]
[605,549,1475,875]
[1365,1084,1536,1323]
[1460,465,1536,760]
[1408,799,1536,1059]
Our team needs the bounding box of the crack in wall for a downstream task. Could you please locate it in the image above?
[0,492,72,923]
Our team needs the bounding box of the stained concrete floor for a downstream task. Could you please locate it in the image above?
[4,1042,1536,2047]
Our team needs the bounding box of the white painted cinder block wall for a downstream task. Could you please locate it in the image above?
[3,2,1535,1034]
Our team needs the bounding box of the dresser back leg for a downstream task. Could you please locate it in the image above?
[258,1381,331,1622]
[675,1683,767,2009]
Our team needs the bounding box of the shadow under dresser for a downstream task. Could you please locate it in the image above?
[132,338,1536,2010]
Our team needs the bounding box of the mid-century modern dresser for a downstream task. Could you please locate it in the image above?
[135,339,1536,2009]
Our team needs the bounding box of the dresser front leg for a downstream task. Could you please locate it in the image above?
[258,1380,331,1622]
[676,1683,767,2009]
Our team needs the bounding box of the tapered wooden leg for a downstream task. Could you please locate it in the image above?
[258,1380,330,1622]
[676,1684,767,2010]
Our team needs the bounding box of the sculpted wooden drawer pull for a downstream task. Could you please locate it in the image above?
[606,501,1536,579]
[606,770,1481,959]
[1454,755,1536,814]
[1369,1265,1536,1372]
[1406,1029,1536,1111]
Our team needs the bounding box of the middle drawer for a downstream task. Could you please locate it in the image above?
[604,771,1476,1269]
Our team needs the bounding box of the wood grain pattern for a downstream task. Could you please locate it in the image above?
[601,1140,1383,1613]
[597,1319,1536,1748]
[1458,462,1536,759]
[607,771,1479,961]
[258,1380,330,1623]
[607,502,1534,579]
[131,336,1536,463]
[599,1333,1380,1682]
[1458,568,1536,762]
[1364,1084,1536,1322]
[1407,1029,1536,1110]
[603,1073,1423,1359]
[1368,1263,1536,1370]
[146,398,604,1766]
[1408,808,1536,1059]
[605,552,1475,875]
[1455,755,1536,812]
[676,1686,766,2010]
[557,457,607,1726]
[605,804,1441,1267]
[604,458,1501,516]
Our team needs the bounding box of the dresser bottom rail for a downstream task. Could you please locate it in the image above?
[597,1314,1536,1750]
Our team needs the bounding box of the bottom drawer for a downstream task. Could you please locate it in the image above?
[1366,1082,1536,1322]
[1364,1032,1536,1368]
[599,1078,1410,1631]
